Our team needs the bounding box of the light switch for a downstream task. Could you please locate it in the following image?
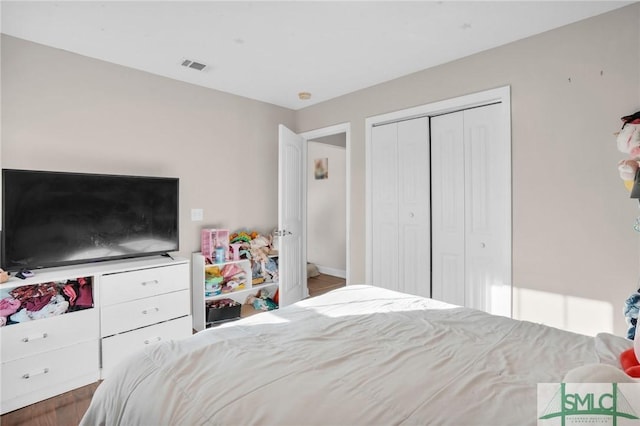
[191,208,203,221]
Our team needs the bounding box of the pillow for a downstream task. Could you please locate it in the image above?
[594,332,633,366]
[563,363,637,383]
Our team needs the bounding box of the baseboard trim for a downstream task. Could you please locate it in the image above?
[315,265,346,279]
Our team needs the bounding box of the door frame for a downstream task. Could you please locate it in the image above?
[364,86,511,291]
[300,122,352,285]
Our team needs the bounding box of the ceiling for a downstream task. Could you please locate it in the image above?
[1,1,634,110]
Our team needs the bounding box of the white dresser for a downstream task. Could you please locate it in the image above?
[0,305,99,415]
[99,261,191,377]
[0,256,191,414]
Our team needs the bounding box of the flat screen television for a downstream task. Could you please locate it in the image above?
[1,169,179,271]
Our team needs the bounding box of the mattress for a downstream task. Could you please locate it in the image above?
[81,285,633,425]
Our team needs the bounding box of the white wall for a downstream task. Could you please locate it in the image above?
[296,4,640,336]
[307,141,346,275]
[0,35,296,261]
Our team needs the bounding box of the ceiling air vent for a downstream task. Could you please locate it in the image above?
[181,59,207,71]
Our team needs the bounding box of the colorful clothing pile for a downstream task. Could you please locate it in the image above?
[0,297,21,326]
[0,278,93,326]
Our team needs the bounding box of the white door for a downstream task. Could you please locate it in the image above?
[371,122,399,290]
[278,125,307,306]
[370,117,430,297]
[463,104,511,317]
[431,112,465,306]
[431,103,511,316]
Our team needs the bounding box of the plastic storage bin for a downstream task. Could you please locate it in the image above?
[206,298,241,325]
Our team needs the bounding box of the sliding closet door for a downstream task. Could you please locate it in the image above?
[371,123,399,289]
[371,117,430,297]
[464,104,510,317]
[431,112,465,306]
[431,104,510,316]
[397,118,430,297]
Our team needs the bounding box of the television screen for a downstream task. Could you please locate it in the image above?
[2,169,179,271]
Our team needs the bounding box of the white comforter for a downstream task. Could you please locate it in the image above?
[81,285,631,426]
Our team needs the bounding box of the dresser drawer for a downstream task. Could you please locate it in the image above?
[0,339,99,414]
[100,263,189,306]
[0,308,98,362]
[101,315,192,378]
[100,289,190,337]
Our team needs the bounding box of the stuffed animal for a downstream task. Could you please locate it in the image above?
[617,111,640,155]
[618,159,640,190]
[621,288,640,378]
[620,327,640,378]
[623,288,640,340]
[616,111,640,185]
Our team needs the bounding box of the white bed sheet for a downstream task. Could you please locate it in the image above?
[81,285,632,426]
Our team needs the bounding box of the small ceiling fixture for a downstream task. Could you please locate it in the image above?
[181,59,208,71]
[298,92,312,100]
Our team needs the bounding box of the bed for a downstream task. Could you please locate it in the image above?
[81,285,634,425]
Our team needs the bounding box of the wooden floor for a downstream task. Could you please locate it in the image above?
[0,381,101,426]
[0,274,345,425]
[307,272,346,297]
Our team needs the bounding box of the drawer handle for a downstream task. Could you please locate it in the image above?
[22,368,49,379]
[22,332,48,343]
[141,280,159,286]
[142,307,160,315]
[144,336,162,345]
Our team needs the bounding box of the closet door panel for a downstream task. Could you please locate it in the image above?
[431,112,465,305]
[465,256,491,311]
[397,117,430,297]
[371,123,399,289]
[398,223,425,296]
[464,115,490,311]
[434,253,465,305]
[464,103,511,316]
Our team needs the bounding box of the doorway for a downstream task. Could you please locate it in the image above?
[300,123,351,286]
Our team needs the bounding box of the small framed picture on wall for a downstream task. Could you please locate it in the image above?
[314,158,328,180]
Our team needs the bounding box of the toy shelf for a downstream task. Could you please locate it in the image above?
[192,253,277,331]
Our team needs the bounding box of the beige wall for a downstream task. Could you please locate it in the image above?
[296,4,640,335]
[307,141,346,274]
[2,4,640,336]
[1,35,296,263]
